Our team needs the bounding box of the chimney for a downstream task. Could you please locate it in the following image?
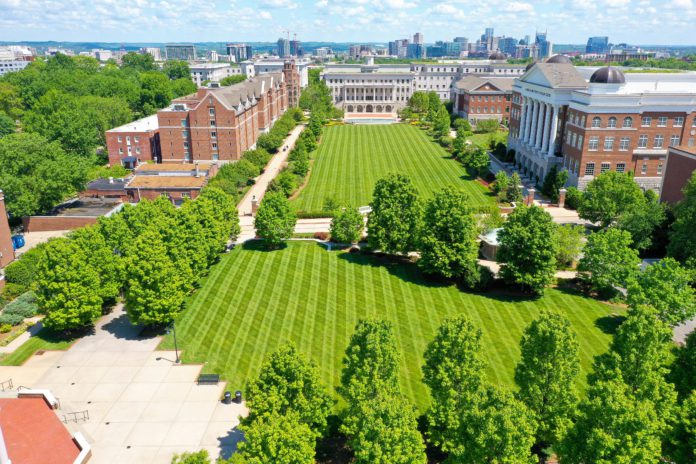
[108,177,114,184]
[195,161,200,178]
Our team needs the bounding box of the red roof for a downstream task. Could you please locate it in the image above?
[0,397,80,464]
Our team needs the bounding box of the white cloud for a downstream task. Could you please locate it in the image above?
[259,10,273,19]
[606,0,630,7]
[505,1,534,13]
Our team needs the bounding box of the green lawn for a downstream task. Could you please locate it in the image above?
[466,130,508,149]
[163,241,621,411]
[0,328,78,366]
[291,124,494,213]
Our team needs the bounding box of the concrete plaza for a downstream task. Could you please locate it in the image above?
[0,306,247,463]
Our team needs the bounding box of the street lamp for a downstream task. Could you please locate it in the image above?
[167,321,180,364]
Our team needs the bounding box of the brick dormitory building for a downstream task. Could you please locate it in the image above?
[106,62,300,166]
[507,54,696,191]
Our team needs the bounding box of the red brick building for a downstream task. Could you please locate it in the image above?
[0,190,15,268]
[452,76,514,124]
[507,57,696,191]
[106,71,293,166]
[660,146,696,203]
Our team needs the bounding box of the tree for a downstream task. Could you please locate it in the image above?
[254,192,296,248]
[169,78,197,98]
[666,391,696,464]
[340,395,426,464]
[615,189,665,251]
[0,82,24,120]
[578,171,645,227]
[515,311,580,453]
[267,170,298,197]
[497,206,558,295]
[69,225,123,304]
[124,229,188,326]
[460,145,489,177]
[138,71,173,115]
[422,315,486,453]
[0,133,86,217]
[558,377,663,464]
[245,343,333,437]
[475,118,499,133]
[367,174,422,254]
[171,450,211,464]
[672,331,696,400]
[555,224,584,268]
[668,171,696,265]
[163,60,191,80]
[0,113,14,138]
[408,92,430,114]
[541,165,569,203]
[452,127,468,155]
[492,171,510,197]
[577,228,640,296]
[339,320,401,403]
[433,105,451,139]
[627,257,696,326]
[231,412,315,464]
[35,238,103,331]
[121,52,158,72]
[418,187,480,287]
[330,207,363,244]
[308,110,324,138]
[220,74,247,86]
[506,172,523,204]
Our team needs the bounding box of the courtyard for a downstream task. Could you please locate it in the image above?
[290,124,494,214]
[162,241,622,411]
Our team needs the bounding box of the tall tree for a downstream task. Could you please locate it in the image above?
[577,228,640,296]
[497,206,558,295]
[69,225,123,304]
[231,412,316,464]
[162,60,191,80]
[515,311,580,454]
[254,191,297,248]
[245,343,333,437]
[433,105,451,139]
[0,113,14,138]
[506,172,523,204]
[418,188,479,287]
[339,319,401,403]
[330,206,363,244]
[578,171,646,227]
[627,257,696,327]
[340,395,426,464]
[671,331,696,400]
[367,174,422,254]
[35,238,103,331]
[555,224,584,269]
[120,52,158,72]
[666,391,696,464]
[124,229,188,326]
[615,189,665,250]
[422,315,486,453]
[668,171,696,266]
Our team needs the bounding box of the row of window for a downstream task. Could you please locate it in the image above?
[117,135,140,143]
[465,106,506,114]
[584,161,662,177]
[584,134,681,151]
[118,147,141,155]
[584,115,690,129]
[469,95,506,102]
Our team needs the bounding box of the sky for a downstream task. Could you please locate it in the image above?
[1,0,696,45]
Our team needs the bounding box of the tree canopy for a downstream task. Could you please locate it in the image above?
[367,174,422,254]
[254,192,297,248]
[577,228,640,296]
[330,206,363,244]
[668,171,696,267]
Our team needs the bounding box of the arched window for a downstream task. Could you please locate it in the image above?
[623,117,633,128]
[607,117,617,128]
[592,117,601,128]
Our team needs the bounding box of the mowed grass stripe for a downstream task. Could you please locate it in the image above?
[164,242,620,411]
[292,124,493,212]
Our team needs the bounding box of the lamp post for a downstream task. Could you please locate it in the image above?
[167,321,180,364]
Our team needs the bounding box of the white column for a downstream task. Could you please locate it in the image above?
[525,100,534,143]
[547,105,559,157]
[529,100,539,146]
[518,98,527,141]
[535,102,545,150]
[541,103,552,152]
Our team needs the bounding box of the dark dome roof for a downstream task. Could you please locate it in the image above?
[489,51,506,60]
[546,54,571,64]
[590,66,626,84]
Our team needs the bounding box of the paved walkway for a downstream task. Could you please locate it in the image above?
[0,318,42,354]
[0,306,247,463]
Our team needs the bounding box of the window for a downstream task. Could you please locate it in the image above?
[619,137,630,151]
[585,162,595,176]
[117,136,122,143]
[182,130,189,138]
[616,162,626,173]
[181,119,188,127]
[571,133,577,148]
[641,116,652,127]
[581,115,586,127]
[693,118,696,127]
[657,162,664,175]
[654,135,664,148]
[212,153,219,161]
[670,135,681,146]
[212,142,218,149]
[588,136,599,150]
[181,193,190,198]
[118,148,123,154]
[604,137,615,151]
[601,162,611,173]
[126,136,130,143]
[592,117,601,128]
[211,131,217,138]
[134,136,140,143]
[578,135,584,149]
[638,135,648,148]
[641,162,648,175]
[675,116,684,127]
[657,116,667,127]
[607,117,617,128]
[183,142,189,149]
[135,147,141,154]
[623,117,633,128]
[209,108,215,116]
[210,120,216,126]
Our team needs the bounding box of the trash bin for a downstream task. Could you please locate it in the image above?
[235,390,242,404]
[223,391,232,405]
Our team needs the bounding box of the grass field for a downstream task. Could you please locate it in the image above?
[0,328,77,366]
[162,241,622,411]
[291,124,494,213]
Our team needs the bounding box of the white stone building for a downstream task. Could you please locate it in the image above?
[189,63,239,86]
[240,58,310,88]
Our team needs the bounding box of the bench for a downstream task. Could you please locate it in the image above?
[197,374,220,385]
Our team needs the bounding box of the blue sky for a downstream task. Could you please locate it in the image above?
[1,0,695,45]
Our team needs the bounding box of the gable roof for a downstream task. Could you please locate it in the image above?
[521,63,587,89]
[210,73,282,110]
[455,75,515,92]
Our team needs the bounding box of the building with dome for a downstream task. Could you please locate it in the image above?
[507,63,696,191]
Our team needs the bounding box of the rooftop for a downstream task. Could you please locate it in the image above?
[455,75,515,92]
[39,198,123,217]
[126,175,207,189]
[0,397,81,464]
[135,163,207,173]
[85,177,129,191]
[189,63,232,71]
[106,114,159,134]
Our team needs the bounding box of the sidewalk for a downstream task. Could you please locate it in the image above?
[0,317,42,354]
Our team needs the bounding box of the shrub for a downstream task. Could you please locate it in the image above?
[0,313,24,326]
[0,283,25,302]
[565,187,583,210]
[0,324,11,333]
[473,265,495,292]
[267,170,298,197]
[242,148,272,169]
[296,211,335,219]
[314,232,329,240]
[3,292,38,318]
[476,119,499,134]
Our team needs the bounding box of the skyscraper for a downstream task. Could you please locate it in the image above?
[277,38,290,58]
[586,36,609,54]
[165,44,196,61]
[226,43,252,63]
[535,32,552,58]
[413,32,424,45]
[290,40,303,57]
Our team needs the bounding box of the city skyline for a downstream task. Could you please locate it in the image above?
[1,0,696,45]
